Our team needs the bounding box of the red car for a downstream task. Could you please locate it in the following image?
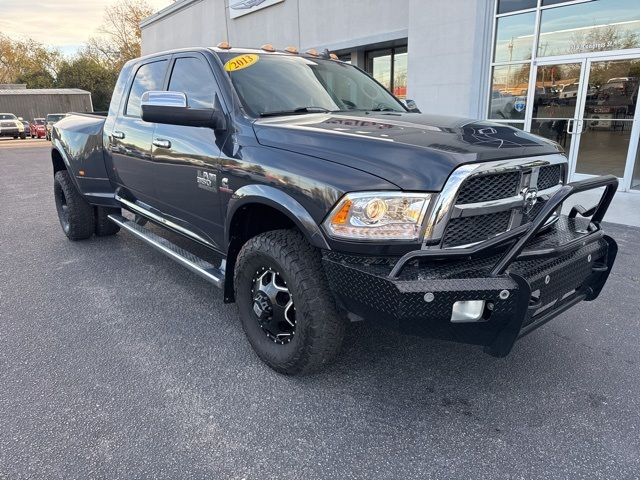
[30,118,46,138]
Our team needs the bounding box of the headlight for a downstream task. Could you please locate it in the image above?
[323,192,433,241]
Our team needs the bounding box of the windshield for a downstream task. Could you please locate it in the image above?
[46,114,65,123]
[217,52,405,117]
[0,114,17,120]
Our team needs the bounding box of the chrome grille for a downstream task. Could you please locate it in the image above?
[424,155,567,249]
[442,211,512,247]
[456,171,521,204]
[0,121,15,128]
[537,164,562,190]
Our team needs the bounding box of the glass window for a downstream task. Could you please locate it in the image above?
[366,46,408,99]
[488,64,530,120]
[126,60,167,117]
[169,57,215,109]
[538,0,640,57]
[368,49,392,89]
[494,12,536,63]
[218,53,404,117]
[497,0,536,14]
[393,48,408,99]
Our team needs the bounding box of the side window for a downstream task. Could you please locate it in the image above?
[126,60,168,117]
[169,57,215,109]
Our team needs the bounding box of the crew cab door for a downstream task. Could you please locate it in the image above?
[151,54,226,249]
[108,57,169,205]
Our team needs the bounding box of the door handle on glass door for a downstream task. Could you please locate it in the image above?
[153,138,171,149]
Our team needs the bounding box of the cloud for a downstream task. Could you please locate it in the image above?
[1,0,172,48]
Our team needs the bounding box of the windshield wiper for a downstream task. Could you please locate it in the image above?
[259,106,333,117]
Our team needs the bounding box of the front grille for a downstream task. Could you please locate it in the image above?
[538,164,562,190]
[0,121,15,128]
[435,159,566,249]
[442,211,512,248]
[455,171,521,204]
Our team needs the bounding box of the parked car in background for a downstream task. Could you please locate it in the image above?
[0,113,26,139]
[45,113,67,141]
[20,119,30,137]
[30,118,46,138]
[490,90,514,118]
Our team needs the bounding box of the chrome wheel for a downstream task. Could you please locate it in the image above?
[251,267,296,345]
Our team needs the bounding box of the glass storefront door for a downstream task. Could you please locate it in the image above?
[528,55,640,188]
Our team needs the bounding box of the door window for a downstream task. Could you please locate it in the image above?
[126,60,168,117]
[168,57,216,109]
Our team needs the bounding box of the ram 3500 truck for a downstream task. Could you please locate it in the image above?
[50,46,618,374]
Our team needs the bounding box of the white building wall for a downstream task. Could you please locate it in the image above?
[407,0,493,118]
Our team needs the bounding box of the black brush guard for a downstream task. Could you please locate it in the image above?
[323,175,619,357]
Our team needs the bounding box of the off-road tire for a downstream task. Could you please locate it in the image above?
[234,229,345,375]
[95,206,121,236]
[54,170,95,240]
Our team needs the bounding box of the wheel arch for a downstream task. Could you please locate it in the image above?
[223,185,330,302]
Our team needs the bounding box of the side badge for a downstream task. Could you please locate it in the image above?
[196,170,217,192]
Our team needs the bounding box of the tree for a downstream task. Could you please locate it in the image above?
[86,0,154,71]
[56,55,118,111]
[0,34,59,87]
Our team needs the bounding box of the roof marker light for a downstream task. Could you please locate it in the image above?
[329,53,339,60]
[284,46,299,54]
[261,43,276,52]
[305,48,319,57]
[217,41,231,49]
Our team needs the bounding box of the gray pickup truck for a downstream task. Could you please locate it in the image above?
[50,46,618,374]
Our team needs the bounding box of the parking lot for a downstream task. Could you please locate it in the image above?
[1,140,640,479]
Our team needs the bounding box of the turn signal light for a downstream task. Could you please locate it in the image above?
[330,199,352,225]
[261,43,276,52]
[217,41,232,49]
[284,46,299,54]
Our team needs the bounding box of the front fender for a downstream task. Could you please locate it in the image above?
[226,184,330,250]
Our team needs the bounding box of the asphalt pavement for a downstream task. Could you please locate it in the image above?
[1,140,640,479]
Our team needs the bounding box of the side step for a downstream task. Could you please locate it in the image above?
[108,214,224,288]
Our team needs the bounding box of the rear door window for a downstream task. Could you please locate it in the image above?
[126,60,168,117]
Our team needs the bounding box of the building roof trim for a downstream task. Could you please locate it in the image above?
[140,0,204,28]
[0,88,91,95]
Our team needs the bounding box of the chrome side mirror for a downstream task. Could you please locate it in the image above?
[141,91,221,129]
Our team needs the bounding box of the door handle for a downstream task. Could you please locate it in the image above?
[113,130,125,139]
[566,119,575,134]
[153,138,171,149]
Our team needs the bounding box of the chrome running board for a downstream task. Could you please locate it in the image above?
[108,214,224,288]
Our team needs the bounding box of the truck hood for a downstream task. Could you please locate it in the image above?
[253,112,562,191]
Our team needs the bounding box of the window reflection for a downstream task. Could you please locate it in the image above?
[489,64,530,120]
[584,59,639,121]
[497,0,536,14]
[539,0,640,57]
[532,63,583,119]
[366,46,408,99]
[494,12,536,63]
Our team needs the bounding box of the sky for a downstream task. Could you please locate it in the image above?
[0,0,174,56]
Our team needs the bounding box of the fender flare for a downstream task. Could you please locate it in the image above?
[225,184,331,250]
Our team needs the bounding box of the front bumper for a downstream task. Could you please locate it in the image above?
[0,128,20,137]
[322,176,618,357]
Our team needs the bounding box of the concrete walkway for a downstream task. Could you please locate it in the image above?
[562,189,640,227]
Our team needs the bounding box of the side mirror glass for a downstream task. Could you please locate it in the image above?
[403,99,421,113]
[141,91,219,128]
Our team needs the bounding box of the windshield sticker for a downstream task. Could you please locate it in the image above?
[224,54,259,72]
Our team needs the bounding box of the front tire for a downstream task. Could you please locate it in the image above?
[234,230,345,375]
[53,170,95,240]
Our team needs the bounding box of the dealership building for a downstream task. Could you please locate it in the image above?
[141,0,640,222]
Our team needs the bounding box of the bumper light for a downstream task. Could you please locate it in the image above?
[450,300,486,323]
